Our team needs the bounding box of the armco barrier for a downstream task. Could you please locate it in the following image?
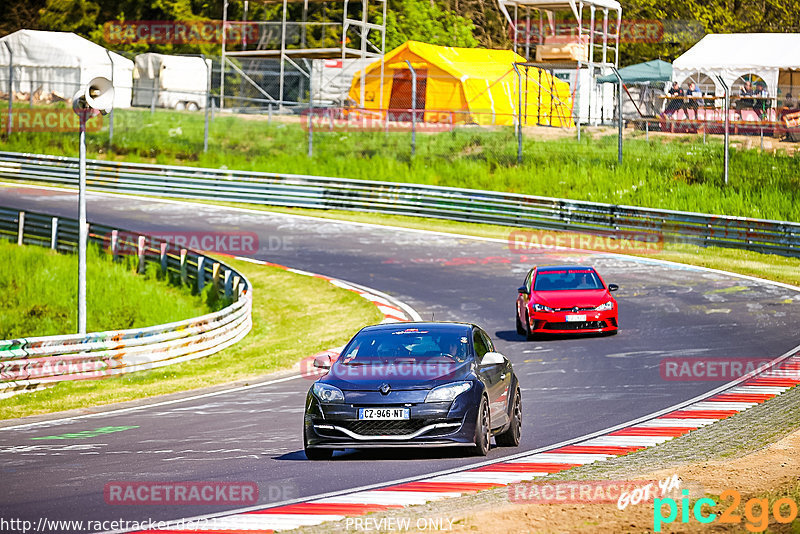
[0,151,797,256]
[0,207,252,397]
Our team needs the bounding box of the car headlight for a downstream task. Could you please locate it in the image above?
[595,301,614,311]
[425,381,472,403]
[533,303,554,313]
[312,383,345,403]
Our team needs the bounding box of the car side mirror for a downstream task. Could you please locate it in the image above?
[480,352,506,367]
[608,284,619,292]
[313,354,332,370]
[518,286,529,294]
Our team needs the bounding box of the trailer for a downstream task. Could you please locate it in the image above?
[133,53,211,110]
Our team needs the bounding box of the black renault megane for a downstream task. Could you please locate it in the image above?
[303,322,521,460]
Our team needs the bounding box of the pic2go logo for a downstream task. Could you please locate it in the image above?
[654,489,799,532]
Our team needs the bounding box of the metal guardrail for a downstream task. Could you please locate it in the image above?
[0,206,252,397]
[0,150,798,256]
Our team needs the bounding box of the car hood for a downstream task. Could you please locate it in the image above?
[322,360,473,391]
[532,289,612,309]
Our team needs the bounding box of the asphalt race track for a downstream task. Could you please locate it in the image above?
[2,184,799,532]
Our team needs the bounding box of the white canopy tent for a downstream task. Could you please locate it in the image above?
[672,33,800,99]
[0,30,133,108]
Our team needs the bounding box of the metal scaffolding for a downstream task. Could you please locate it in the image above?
[220,0,386,109]
[497,0,621,124]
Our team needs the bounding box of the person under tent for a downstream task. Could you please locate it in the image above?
[664,81,683,117]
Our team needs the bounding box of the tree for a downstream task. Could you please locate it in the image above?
[384,0,478,50]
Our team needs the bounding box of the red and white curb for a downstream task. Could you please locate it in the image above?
[128,345,800,534]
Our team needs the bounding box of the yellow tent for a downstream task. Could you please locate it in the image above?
[348,41,574,127]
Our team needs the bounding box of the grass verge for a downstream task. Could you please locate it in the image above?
[1,107,798,222]
[0,239,211,338]
[0,256,383,420]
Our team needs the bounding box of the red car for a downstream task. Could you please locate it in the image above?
[516,265,619,339]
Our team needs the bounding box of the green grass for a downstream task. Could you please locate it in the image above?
[1,105,798,222]
[0,256,383,419]
[0,240,212,338]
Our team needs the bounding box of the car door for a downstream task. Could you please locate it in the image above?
[474,328,509,428]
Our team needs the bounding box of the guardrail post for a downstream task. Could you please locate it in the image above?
[232,275,241,302]
[110,229,118,260]
[223,269,232,298]
[180,248,188,285]
[137,235,146,274]
[17,211,24,245]
[160,242,168,275]
[50,217,58,250]
[212,262,220,293]
[197,256,205,292]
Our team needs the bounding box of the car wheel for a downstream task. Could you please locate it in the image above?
[470,396,491,456]
[525,312,537,341]
[304,428,332,460]
[174,101,186,111]
[515,307,526,335]
[495,389,521,447]
[186,102,199,111]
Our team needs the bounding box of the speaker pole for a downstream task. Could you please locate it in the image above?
[78,109,87,334]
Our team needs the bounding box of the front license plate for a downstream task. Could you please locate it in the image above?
[566,314,587,322]
[358,408,410,420]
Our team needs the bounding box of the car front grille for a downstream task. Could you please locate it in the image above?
[336,419,434,436]
[544,321,607,330]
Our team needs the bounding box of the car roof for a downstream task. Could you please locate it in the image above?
[357,322,475,334]
[535,265,596,272]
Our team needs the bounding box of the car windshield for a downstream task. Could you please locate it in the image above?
[337,328,471,365]
[534,269,604,291]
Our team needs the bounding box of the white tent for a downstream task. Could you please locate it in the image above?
[672,33,800,99]
[0,30,133,108]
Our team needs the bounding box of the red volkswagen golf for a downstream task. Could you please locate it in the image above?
[516,265,619,339]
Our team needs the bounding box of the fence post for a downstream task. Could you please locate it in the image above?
[110,229,118,259]
[513,63,523,164]
[180,248,188,285]
[609,66,623,165]
[5,41,12,138]
[232,275,240,302]
[405,60,416,158]
[224,269,232,298]
[160,242,168,275]
[715,75,730,185]
[16,211,24,245]
[197,256,205,291]
[50,216,58,249]
[203,54,211,153]
[212,262,221,293]
[137,235,146,274]
[307,70,313,157]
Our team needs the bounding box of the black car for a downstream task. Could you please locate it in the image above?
[303,322,521,460]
